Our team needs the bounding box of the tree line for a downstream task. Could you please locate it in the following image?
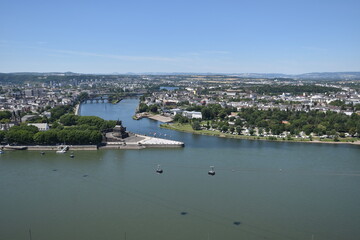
[247,85,339,95]
[237,108,360,137]
[0,115,116,145]
[0,111,12,123]
[172,104,360,138]
[138,103,158,113]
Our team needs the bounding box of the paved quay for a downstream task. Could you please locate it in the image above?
[74,104,81,115]
[133,113,173,123]
[147,114,173,123]
[0,131,184,152]
[137,134,184,147]
[104,132,184,149]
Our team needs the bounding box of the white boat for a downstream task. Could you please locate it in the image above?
[56,145,69,153]
[4,145,27,150]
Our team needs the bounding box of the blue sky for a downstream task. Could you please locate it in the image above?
[0,0,359,74]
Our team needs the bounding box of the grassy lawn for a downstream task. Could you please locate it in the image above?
[161,123,280,141]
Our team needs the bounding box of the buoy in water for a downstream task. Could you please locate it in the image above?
[208,166,215,176]
[156,164,163,174]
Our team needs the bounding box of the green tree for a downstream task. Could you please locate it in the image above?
[218,110,227,120]
[302,124,314,135]
[138,103,148,113]
[191,121,201,130]
[33,130,59,145]
[201,107,213,120]
[0,131,5,142]
[60,114,79,126]
[174,114,189,123]
[249,128,255,136]
[100,120,117,131]
[8,124,39,134]
[50,105,73,121]
[230,126,235,133]
[234,118,243,127]
[236,126,242,135]
[258,128,264,136]
[77,116,104,128]
[148,105,158,113]
[0,111,12,121]
[6,129,34,144]
[89,131,103,144]
[349,127,357,137]
[221,125,228,132]
[57,130,68,144]
[77,92,89,102]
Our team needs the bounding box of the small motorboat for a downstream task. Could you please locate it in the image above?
[56,146,69,153]
[208,166,215,176]
[156,164,163,174]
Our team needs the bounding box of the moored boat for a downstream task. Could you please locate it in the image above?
[4,145,27,150]
[56,145,69,153]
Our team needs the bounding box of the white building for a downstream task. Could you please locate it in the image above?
[170,108,182,115]
[182,111,202,119]
[28,123,50,131]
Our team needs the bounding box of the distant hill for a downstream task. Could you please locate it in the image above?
[4,72,79,76]
[295,72,360,80]
[116,72,360,80]
[1,71,360,81]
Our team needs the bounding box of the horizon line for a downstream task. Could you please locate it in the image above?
[1,71,360,75]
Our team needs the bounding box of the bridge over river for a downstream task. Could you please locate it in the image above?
[85,92,146,103]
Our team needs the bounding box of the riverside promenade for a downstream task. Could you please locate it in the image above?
[0,135,184,152]
[1,145,98,151]
[74,104,80,115]
[103,132,184,149]
[133,113,173,123]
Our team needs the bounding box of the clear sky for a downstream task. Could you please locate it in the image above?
[0,0,359,74]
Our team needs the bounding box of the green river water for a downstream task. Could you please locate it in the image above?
[0,99,359,240]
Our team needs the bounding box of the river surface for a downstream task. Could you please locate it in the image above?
[1,98,360,240]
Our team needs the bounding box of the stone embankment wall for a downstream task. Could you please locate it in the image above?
[26,145,98,151]
[99,144,145,150]
[141,143,184,148]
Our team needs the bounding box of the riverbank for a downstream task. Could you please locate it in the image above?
[1,145,98,151]
[1,140,184,151]
[105,132,184,148]
[0,131,184,152]
[74,103,80,115]
[161,123,360,146]
[148,115,173,123]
